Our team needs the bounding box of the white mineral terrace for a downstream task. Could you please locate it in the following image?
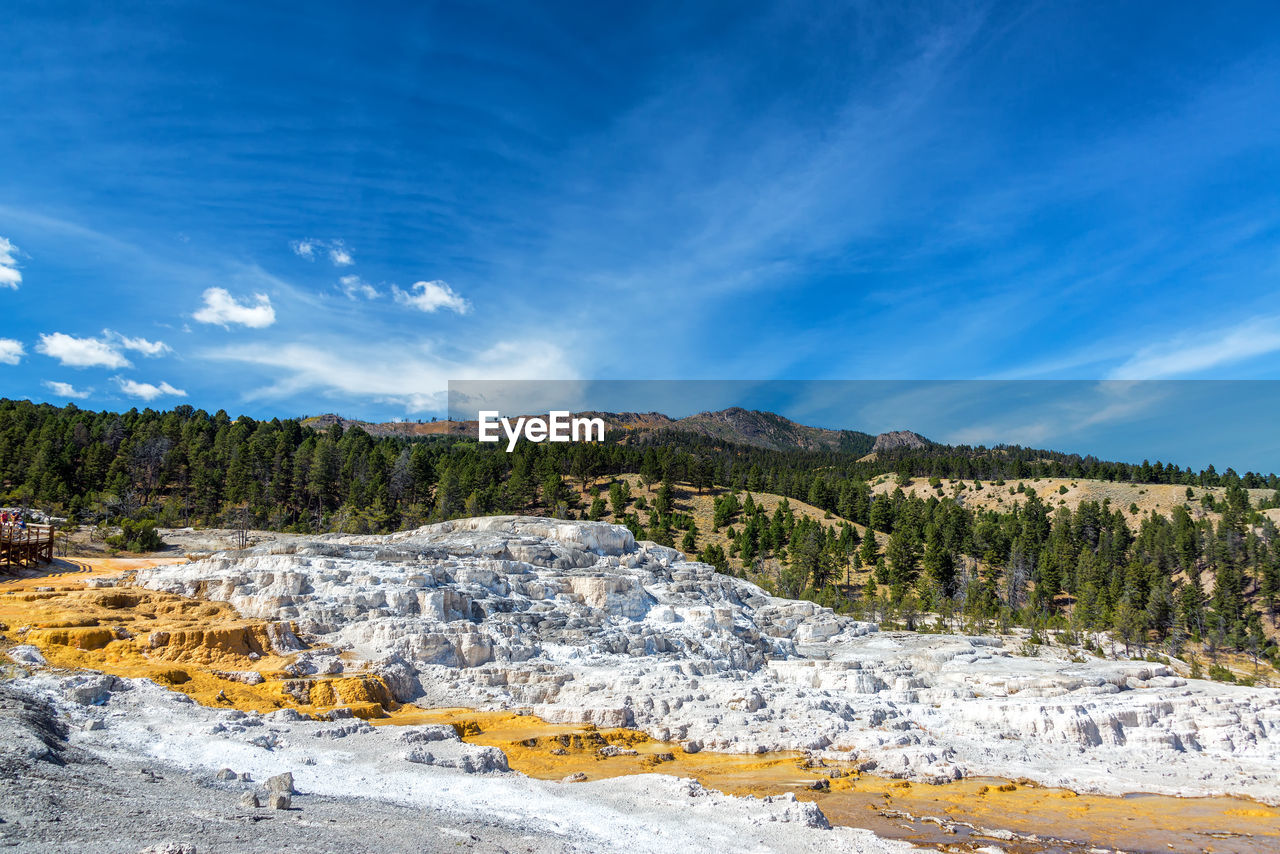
[105,515,1280,805]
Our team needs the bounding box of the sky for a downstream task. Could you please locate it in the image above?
[3,2,1280,470]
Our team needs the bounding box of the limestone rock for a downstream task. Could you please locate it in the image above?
[265,772,294,795]
[138,843,197,854]
[125,516,1280,802]
[65,674,125,706]
[7,645,46,666]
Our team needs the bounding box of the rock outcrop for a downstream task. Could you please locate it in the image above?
[870,430,930,454]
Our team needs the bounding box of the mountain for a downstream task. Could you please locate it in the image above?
[301,413,471,438]
[642,407,878,455]
[303,407,917,456]
[869,430,931,454]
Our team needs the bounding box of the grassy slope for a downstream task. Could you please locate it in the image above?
[571,473,1280,681]
[573,474,885,588]
[869,475,1273,528]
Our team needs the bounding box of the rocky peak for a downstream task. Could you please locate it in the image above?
[870,430,931,454]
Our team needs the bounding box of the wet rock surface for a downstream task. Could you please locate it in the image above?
[0,675,905,853]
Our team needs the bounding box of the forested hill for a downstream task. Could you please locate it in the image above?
[3,398,1278,530]
[301,406,883,454]
[4,397,1279,673]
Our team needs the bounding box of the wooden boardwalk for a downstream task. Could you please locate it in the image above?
[0,524,54,572]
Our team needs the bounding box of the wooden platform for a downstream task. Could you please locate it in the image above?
[0,524,54,572]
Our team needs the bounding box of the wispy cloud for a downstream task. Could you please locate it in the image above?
[0,338,24,365]
[291,238,353,267]
[339,274,379,300]
[193,287,276,328]
[392,280,471,314]
[0,236,21,289]
[115,377,187,401]
[31,329,170,369]
[43,380,91,399]
[205,336,572,413]
[944,382,1169,448]
[36,332,132,368]
[328,241,353,267]
[106,330,170,356]
[1108,315,1280,379]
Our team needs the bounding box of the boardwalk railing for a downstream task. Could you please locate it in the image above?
[0,524,55,572]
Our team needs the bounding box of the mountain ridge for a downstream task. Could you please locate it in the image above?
[300,407,930,456]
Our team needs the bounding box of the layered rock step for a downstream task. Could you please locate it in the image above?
[120,515,1280,802]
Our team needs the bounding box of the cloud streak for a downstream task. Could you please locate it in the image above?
[0,237,20,289]
[392,280,471,314]
[291,238,353,267]
[205,336,572,413]
[193,287,276,328]
[1109,315,1280,379]
[116,377,187,400]
[339,274,379,300]
[43,380,91,399]
[943,382,1170,448]
[107,330,171,356]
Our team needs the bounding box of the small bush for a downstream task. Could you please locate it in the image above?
[105,520,165,553]
[1208,663,1237,684]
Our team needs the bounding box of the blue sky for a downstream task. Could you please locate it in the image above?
[3,2,1280,469]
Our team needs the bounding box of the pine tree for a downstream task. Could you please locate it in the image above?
[859,529,878,568]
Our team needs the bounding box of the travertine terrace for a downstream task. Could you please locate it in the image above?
[118,516,1280,802]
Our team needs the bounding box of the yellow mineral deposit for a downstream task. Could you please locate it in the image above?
[0,558,394,718]
[4,558,1278,853]
[381,707,1280,853]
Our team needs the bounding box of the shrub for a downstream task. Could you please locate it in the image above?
[105,520,165,553]
[1208,664,1237,684]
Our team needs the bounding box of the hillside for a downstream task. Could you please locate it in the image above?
[604,473,887,577]
[300,413,470,438]
[869,474,1274,527]
[303,407,891,456]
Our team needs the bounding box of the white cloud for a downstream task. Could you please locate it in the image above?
[328,242,354,267]
[106,330,171,356]
[0,236,21,289]
[0,338,24,364]
[116,377,187,401]
[291,238,353,267]
[43,380,91,399]
[205,337,572,413]
[339,275,380,300]
[392,280,472,315]
[1109,315,1280,379]
[36,332,132,368]
[193,287,276,328]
